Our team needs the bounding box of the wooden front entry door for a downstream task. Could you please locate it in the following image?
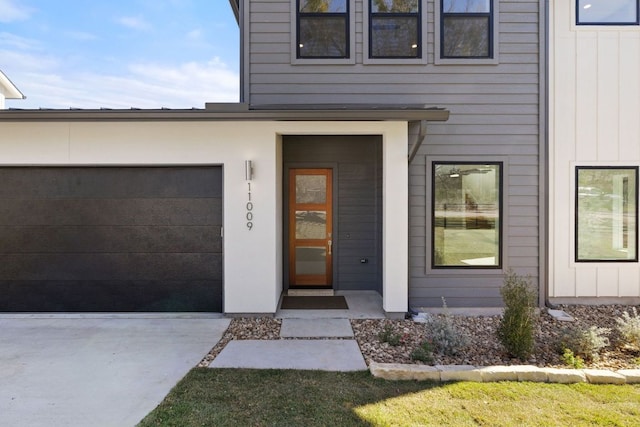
[289,168,333,287]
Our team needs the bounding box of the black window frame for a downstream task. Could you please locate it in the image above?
[440,0,494,59]
[296,0,350,59]
[576,0,640,26]
[431,161,503,269]
[368,0,421,59]
[575,166,639,263]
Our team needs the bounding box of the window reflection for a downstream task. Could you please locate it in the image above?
[576,167,638,261]
[433,163,501,267]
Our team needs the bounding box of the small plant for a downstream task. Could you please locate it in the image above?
[378,324,402,346]
[561,348,585,369]
[426,297,468,356]
[497,270,537,361]
[615,307,640,351]
[560,325,610,362]
[411,340,435,364]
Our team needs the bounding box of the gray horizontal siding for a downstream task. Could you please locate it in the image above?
[248,0,541,307]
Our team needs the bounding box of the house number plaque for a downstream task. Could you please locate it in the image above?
[246,182,254,230]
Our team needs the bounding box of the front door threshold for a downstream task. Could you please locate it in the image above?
[287,289,334,297]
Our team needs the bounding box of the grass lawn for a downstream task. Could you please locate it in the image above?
[138,369,640,426]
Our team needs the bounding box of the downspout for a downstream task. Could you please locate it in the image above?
[406,120,427,317]
[540,0,555,309]
[408,120,427,164]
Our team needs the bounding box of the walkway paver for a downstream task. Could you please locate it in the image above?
[280,318,354,338]
[210,339,367,371]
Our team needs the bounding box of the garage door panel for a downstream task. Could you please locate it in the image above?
[0,166,223,312]
[0,226,222,253]
[0,279,223,312]
[1,253,222,281]
[0,167,222,199]
[0,198,222,226]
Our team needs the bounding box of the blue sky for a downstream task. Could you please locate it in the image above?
[0,0,239,109]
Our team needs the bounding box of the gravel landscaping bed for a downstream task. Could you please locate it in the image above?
[199,306,640,370]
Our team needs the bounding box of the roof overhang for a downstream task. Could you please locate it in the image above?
[228,0,239,25]
[0,103,450,122]
[0,71,25,100]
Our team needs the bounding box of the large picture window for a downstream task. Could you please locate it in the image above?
[297,0,349,58]
[576,167,638,262]
[432,162,502,268]
[576,0,639,25]
[440,0,493,58]
[369,0,420,58]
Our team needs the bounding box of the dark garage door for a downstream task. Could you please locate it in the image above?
[0,166,223,312]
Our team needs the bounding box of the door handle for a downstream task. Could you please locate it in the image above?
[327,239,332,255]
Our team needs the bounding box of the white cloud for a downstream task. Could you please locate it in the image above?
[6,57,239,109]
[186,29,203,40]
[0,49,58,72]
[64,31,98,41]
[116,16,152,31]
[0,32,41,50]
[0,0,34,23]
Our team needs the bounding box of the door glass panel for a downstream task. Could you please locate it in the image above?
[296,247,326,275]
[295,210,327,239]
[296,175,327,203]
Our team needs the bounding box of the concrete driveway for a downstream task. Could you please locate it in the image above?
[0,315,230,427]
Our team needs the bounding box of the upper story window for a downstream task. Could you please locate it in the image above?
[297,0,349,58]
[369,0,420,58]
[576,0,639,25]
[440,0,493,59]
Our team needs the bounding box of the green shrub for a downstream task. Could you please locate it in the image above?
[561,348,585,369]
[378,324,402,346]
[411,341,435,364]
[426,297,468,356]
[497,271,537,360]
[561,325,610,362]
[615,307,640,351]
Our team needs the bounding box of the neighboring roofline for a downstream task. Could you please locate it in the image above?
[0,103,450,122]
[228,0,239,25]
[0,70,25,100]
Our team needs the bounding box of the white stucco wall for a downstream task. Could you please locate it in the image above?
[549,3,640,301]
[0,119,409,313]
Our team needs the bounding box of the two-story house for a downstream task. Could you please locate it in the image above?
[548,1,640,305]
[0,0,546,316]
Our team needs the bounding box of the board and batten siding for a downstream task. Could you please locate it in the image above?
[549,2,640,301]
[245,0,543,307]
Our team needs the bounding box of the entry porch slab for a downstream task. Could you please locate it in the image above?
[210,340,366,371]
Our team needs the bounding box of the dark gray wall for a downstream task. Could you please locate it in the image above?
[283,135,382,293]
[0,167,223,312]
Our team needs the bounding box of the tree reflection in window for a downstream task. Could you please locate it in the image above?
[298,0,349,58]
[432,162,501,267]
[441,0,492,58]
[370,0,420,58]
[576,167,638,262]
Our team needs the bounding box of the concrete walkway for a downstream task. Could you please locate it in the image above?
[0,316,230,427]
[211,292,381,372]
[211,317,367,371]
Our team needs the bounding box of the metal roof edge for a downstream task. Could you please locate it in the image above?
[0,106,450,122]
